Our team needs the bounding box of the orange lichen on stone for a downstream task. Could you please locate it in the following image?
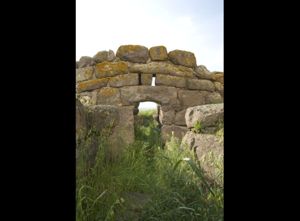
[95,61,128,78]
[77,78,109,93]
[99,87,119,97]
[149,46,168,61]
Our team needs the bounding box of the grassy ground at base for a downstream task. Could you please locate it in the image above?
[76,109,223,221]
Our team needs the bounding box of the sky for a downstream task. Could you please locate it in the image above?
[76,0,223,109]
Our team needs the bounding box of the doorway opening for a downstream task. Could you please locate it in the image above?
[134,101,162,150]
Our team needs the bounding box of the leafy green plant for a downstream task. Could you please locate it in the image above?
[192,120,202,133]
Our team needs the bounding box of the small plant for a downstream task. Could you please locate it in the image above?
[193,120,202,133]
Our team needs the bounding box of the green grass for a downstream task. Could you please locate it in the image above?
[76,109,223,221]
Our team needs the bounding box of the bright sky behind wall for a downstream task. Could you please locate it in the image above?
[76,0,223,109]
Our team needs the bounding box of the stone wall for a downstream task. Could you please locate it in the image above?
[76,45,224,143]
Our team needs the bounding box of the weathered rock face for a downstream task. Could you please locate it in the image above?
[161,125,188,142]
[212,72,224,84]
[156,74,186,88]
[76,45,224,149]
[186,78,215,91]
[78,105,135,163]
[159,109,175,125]
[95,61,128,78]
[97,87,122,105]
[128,62,196,78]
[185,103,224,129]
[149,46,168,61]
[93,50,115,63]
[181,131,223,184]
[194,65,214,80]
[120,86,178,106]
[76,99,87,141]
[77,78,109,93]
[116,45,149,63]
[78,56,95,68]
[174,109,187,126]
[181,132,223,155]
[178,89,207,107]
[141,74,152,85]
[76,66,94,82]
[108,74,139,87]
[168,50,197,68]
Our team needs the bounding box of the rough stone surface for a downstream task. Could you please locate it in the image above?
[85,105,119,132]
[96,87,122,105]
[93,50,115,63]
[161,125,188,142]
[205,92,223,104]
[149,46,168,61]
[186,78,215,91]
[141,74,152,85]
[78,56,95,68]
[185,103,224,129]
[76,91,97,106]
[168,50,197,68]
[77,78,109,93]
[181,131,223,183]
[76,45,224,143]
[76,66,94,82]
[120,86,178,106]
[76,99,87,141]
[194,65,215,80]
[116,45,149,63]
[82,105,119,165]
[108,74,139,87]
[128,62,196,78]
[159,109,175,125]
[108,106,135,160]
[214,82,224,97]
[95,61,128,78]
[178,89,208,107]
[156,74,186,88]
[212,72,224,84]
[174,109,187,126]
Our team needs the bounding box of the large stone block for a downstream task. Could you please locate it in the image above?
[194,65,215,80]
[95,61,128,78]
[120,86,178,106]
[161,125,188,142]
[76,99,87,141]
[76,66,94,82]
[96,87,122,105]
[186,78,215,91]
[185,103,224,129]
[214,82,224,98]
[205,92,223,104]
[77,78,108,93]
[116,45,149,63]
[212,72,224,84]
[93,50,115,63]
[108,74,139,87]
[178,89,208,107]
[174,109,187,126]
[159,109,175,125]
[77,56,95,68]
[141,74,152,85]
[149,46,168,61]
[168,50,197,68]
[156,74,186,88]
[181,131,223,184]
[128,62,196,78]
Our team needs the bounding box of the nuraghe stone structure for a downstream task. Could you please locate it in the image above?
[76,45,224,159]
